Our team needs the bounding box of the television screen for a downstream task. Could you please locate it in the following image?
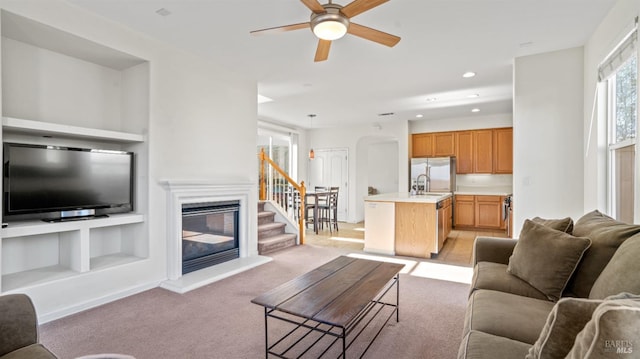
[3,143,134,217]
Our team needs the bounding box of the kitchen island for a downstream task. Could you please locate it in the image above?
[364,192,452,259]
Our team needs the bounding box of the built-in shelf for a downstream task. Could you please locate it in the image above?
[2,213,145,238]
[2,264,78,292]
[90,253,144,271]
[2,117,145,143]
[1,213,146,292]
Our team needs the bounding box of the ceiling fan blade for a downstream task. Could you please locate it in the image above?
[314,39,331,62]
[250,22,310,36]
[341,0,389,18]
[300,0,326,14]
[348,22,400,47]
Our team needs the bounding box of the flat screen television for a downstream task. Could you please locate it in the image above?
[3,142,134,221]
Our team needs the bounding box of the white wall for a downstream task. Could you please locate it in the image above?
[0,0,257,320]
[409,113,513,133]
[368,141,399,194]
[304,120,409,223]
[513,47,585,234]
[584,0,640,219]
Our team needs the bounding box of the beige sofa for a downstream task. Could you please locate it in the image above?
[458,210,640,359]
[0,293,58,359]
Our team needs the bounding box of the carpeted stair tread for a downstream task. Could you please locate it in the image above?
[258,222,285,231]
[258,233,297,254]
[258,211,276,225]
[258,233,297,244]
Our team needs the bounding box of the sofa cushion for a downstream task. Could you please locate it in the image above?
[589,234,640,299]
[470,262,548,300]
[566,210,640,298]
[464,289,555,344]
[458,330,531,359]
[531,216,574,233]
[507,219,591,301]
[525,297,603,359]
[565,294,640,358]
[2,344,58,359]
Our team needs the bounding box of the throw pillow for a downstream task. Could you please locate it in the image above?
[507,219,591,301]
[565,294,640,358]
[589,234,640,299]
[566,210,640,297]
[531,216,574,233]
[526,297,604,359]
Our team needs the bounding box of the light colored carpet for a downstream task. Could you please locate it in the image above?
[40,244,471,359]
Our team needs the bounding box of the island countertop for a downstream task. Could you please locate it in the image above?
[364,192,452,203]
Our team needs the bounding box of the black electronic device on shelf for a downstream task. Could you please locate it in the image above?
[3,142,134,222]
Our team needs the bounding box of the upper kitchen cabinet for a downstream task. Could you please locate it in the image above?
[455,131,474,173]
[433,132,455,156]
[493,128,513,174]
[412,127,512,174]
[411,133,433,157]
[473,130,494,173]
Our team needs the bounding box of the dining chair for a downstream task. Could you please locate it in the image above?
[318,187,339,233]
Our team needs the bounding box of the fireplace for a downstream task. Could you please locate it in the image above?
[182,201,240,274]
[160,181,270,293]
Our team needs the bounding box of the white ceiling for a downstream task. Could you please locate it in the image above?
[68,0,617,129]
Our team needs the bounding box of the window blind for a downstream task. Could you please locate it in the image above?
[598,19,638,81]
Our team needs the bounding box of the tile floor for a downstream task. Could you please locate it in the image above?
[304,222,508,266]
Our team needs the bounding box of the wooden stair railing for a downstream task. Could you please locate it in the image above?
[258,148,306,245]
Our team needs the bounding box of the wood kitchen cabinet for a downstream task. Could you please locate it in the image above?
[395,202,437,258]
[438,197,453,251]
[493,128,513,174]
[455,131,474,173]
[454,195,504,230]
[433,132,455,156]
[412,133,433,157]
[473,130,493,173]
[475,195,503,228]
[412,127,512,174]
[454,195,475,227]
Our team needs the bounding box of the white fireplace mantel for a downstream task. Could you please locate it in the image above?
[159,180,271,293]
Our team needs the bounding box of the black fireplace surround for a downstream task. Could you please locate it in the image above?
[181,200,240,274]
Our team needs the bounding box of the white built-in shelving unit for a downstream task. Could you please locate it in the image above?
[0,10,150,296]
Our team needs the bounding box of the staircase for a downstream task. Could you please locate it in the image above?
[258,201,297,254]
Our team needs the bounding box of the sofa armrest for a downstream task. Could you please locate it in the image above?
[0,294,39,357]
[472,236,518,266]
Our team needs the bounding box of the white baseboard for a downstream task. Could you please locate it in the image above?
[37,281,160,324]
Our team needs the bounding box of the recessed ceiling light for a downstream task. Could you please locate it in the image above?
[462,72,476,78]
[471,108,480,113]
[416,114,423,118]
[155,8,172,16]
[467,93,479,98]
[426,97,437,102]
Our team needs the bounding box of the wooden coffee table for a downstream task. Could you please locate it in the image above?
[251,256,404,358]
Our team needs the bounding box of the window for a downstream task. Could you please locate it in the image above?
[257,127,298,200]
[605,52,637,223]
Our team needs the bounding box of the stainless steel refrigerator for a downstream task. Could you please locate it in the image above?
[410,157,456,193]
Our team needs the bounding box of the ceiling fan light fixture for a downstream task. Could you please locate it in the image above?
[313,19,348,40]
[311,5,349,41]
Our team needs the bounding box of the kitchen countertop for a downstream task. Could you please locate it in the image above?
[364,192,452,203]
[454,186,512,196]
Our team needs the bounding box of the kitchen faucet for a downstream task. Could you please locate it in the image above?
[415,173,430,194]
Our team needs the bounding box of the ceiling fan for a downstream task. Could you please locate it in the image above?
[250,0,401,62]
